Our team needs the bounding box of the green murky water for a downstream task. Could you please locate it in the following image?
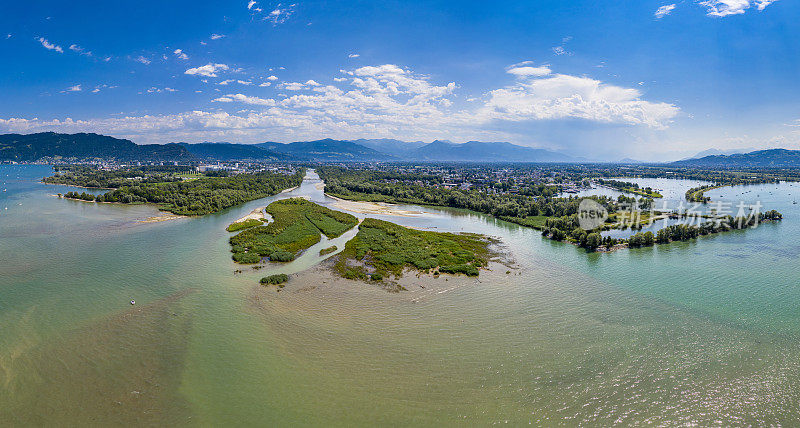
[2,165,800,425]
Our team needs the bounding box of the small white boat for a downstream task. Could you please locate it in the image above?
[130,300,136,305]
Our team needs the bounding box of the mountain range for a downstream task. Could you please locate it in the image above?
[672,149,800,168]
[6,132,800,167]
[0,132,192,162]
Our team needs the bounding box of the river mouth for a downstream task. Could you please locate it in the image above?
[2,165,800,425]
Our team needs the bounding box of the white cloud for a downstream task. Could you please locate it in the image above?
[755,0,777,10]
[348,53,360,58]
[477,73,678,128]
[134,55,152,65]
[552,46,567,56]
[173,49,189,60]
[507,65,552,77]
[655,4,677,18]
[68,44,92,56]
[266,75,278,81]
[247,0,257,9]
[64,85,82,92]
[267,3,297,25]
[210,33,225,40]
[281,82,308,91]
[1,63,679,145]
[185,63,230,77]
[214,93,276,106]
[259,82,272,87]
[36,37,63,53]
[146,87,178,93]
[697,0,776,17]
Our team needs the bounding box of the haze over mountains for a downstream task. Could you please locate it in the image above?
[3,132,800,167]
[673,149,800,168]
[0,132,577,163]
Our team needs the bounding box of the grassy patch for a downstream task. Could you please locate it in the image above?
[333,218,492,280]
[500,215,549,229]
[319,245,338,256]
[260,274,289,287]
[226,218,264,232]
[229,198,358,264]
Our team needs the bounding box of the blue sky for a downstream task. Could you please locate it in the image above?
[0,0,796,160]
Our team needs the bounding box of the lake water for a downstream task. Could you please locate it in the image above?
[1,165,800,425]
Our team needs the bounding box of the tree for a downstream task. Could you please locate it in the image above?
[585,232,602,251]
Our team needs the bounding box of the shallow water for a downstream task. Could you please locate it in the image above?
[1,166,799,425]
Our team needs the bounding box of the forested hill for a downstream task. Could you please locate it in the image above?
[257,139,393,161]
[0,132,193,162]
[178,142,292,161]
[672,149,800,168]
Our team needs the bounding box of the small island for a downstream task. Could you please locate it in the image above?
[333,217,495,282]
[228,198,358,264]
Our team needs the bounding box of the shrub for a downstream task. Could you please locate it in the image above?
[269,250,295,262]
[226,218,264,232]
[260,274,288,286]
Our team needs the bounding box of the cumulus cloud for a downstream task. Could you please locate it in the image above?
[477,73,679,128]
[655,4,677,18]
[1,63,679,144]
[507,64,552,77]
[64,84,82,92]
[185,63,230,77]
[36,37,62,53]
[214,93,276,106]
[173,49,189,60]
[697,0,777,16]
[210,33,226,40]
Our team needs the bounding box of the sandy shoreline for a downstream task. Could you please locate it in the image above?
[137,212,187,223]
[326,194,425,217]
[233,207,267,223]
[249,258,519,305]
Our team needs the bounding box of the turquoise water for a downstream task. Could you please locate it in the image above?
[1,165,799,425]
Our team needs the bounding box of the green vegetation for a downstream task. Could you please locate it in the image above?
[260,273,289,287]
[45,165,192,188]
[226,218,265,232]
[229,198,358,264]
[319,245,338,256]
[319,165,786,253]
[597,179,663,198]
[47,166,304,216]
[685,184,724,203]
[333,218,492,280]
[63,191,99,202]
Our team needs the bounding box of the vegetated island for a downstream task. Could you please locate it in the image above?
[319,245,338,256]
[260,273,289,287]
[332,217,496,289]
[46,165,304,215]
[596,179,663,198]
[228,198,358,264]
